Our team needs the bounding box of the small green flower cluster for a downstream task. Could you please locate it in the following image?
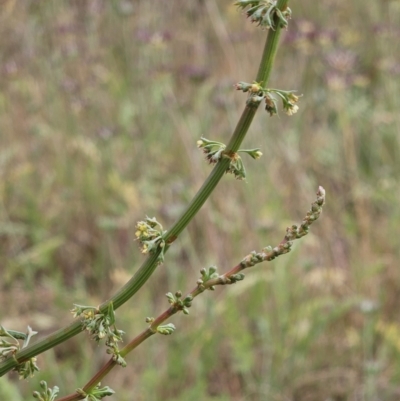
[265,90,300,116]
[196,137,226,164]
[0,325,39,379]
[227,273,246,283]
[236,82,301,116]
[166,291,193,315]
[235,0,291,30]
[197,266,220,291]
[263,187,326,260]
[156,323,176,335]
[240,250,266,268]
[146,317,177,336]
[285,186,326,240]
[225,151,247,180]
[197,266,245,289]
[15,356,39,380]
[33,381,60,401]
[262,242,292,261]
[197,138,262,180]
[71,303,126,367]
[241,186,326,266]
[135,216,167,263]
[76,383,115,401]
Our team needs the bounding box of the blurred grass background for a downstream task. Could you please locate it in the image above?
[0,0,400,400]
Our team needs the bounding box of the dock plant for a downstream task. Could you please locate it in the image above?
[0,1,325,399]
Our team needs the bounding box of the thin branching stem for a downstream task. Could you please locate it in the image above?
[0,0,289,377]
[57,185,325,401]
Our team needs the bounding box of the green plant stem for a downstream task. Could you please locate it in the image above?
[0,1,288,377]
[255,8,286,86]
[57,184,324,401]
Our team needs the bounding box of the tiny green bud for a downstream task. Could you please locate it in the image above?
[113,353,127,367]
[231,273,245,282]
[209,266,218,275]
[184,295,193,303]
[238,148,263,160]
[157,323,176,335]
[166,292,175,304]
[32,381,59,401]
[311,203,319,212]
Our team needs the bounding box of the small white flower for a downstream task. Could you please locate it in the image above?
[286,104,299,116]
[254,150,263,159]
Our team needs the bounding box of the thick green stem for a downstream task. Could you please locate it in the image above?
[0,1,288,377]
[256,23,282,86]
[166,105,256,240]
